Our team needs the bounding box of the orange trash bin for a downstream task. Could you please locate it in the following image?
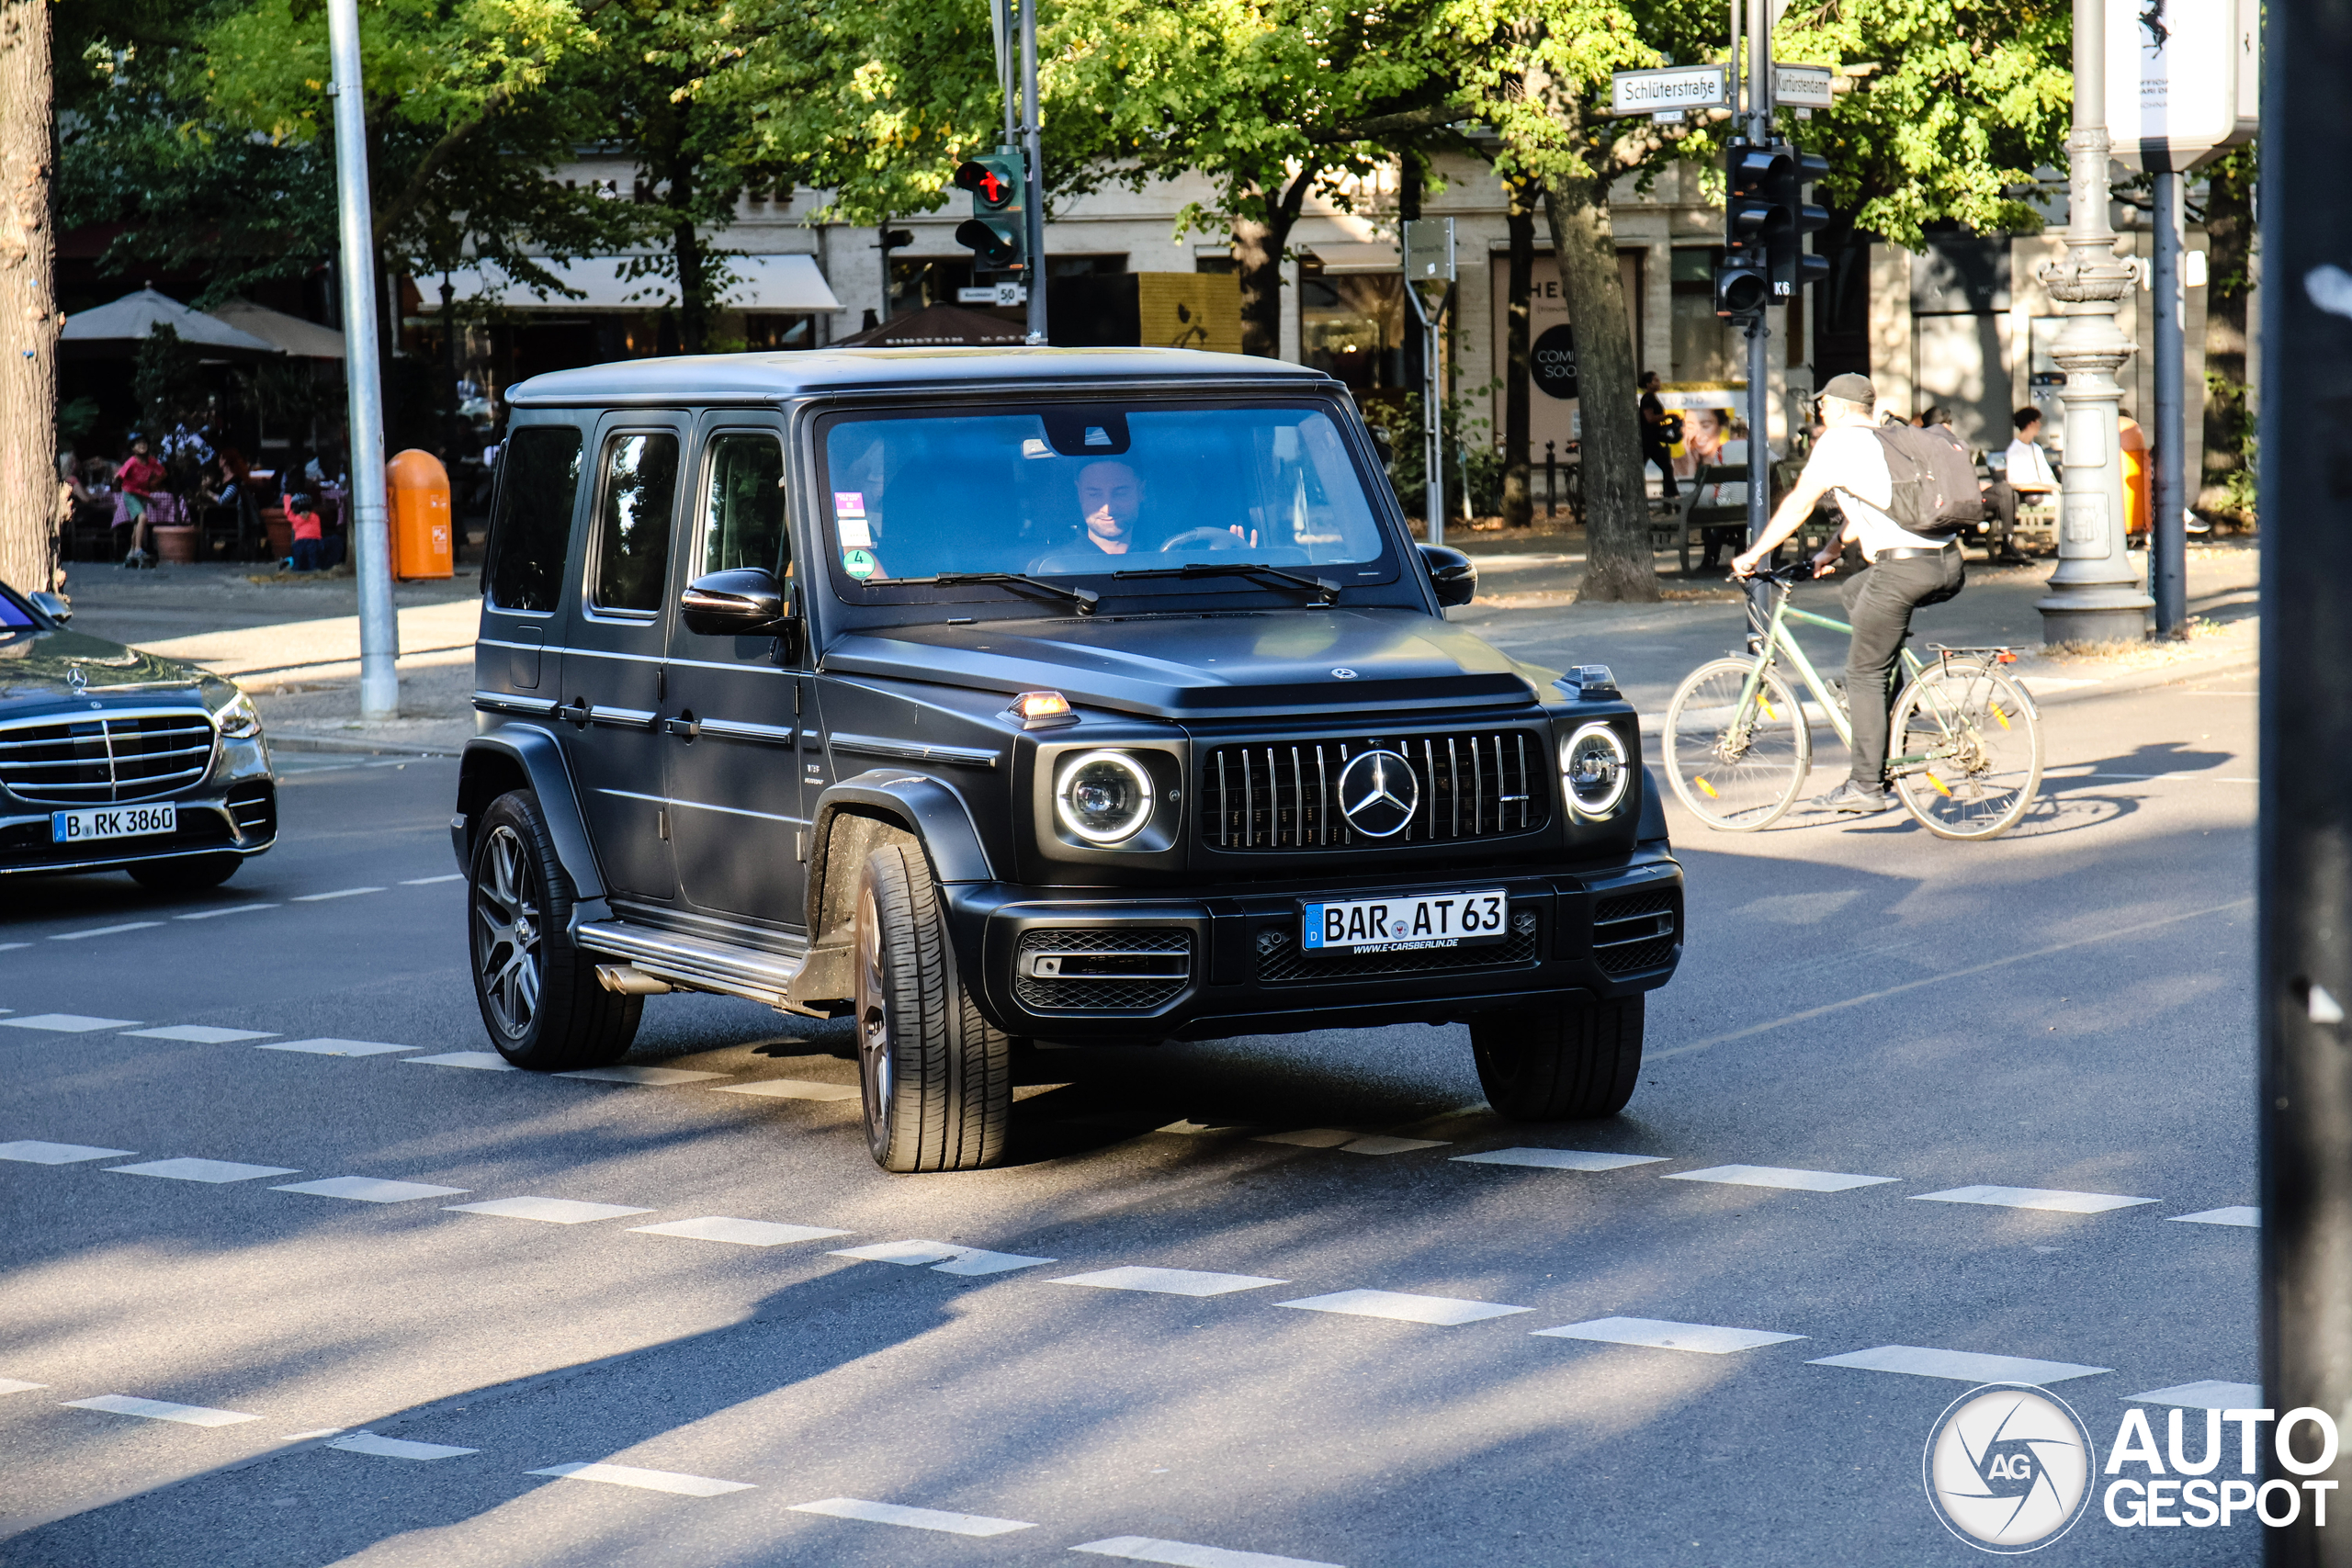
[2117,416,2152,537]
[388,448,454,579]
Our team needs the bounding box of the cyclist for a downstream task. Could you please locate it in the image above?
[1729,372,1965,816]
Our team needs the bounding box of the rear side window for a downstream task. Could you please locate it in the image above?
[485,426,583,612]
[701,433,789,576]
[591,432,679,614]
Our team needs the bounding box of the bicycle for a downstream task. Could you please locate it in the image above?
[1661,562,2044,840]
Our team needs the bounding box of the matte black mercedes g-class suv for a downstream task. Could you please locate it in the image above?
[453,348,1682,1171]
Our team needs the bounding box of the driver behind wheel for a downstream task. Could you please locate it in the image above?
[1075,459,1146,555]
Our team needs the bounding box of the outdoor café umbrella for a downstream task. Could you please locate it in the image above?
[60,286,282,361]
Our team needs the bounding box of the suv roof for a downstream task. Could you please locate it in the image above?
[505,345,1335,408]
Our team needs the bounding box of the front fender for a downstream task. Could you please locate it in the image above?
[453,726,605,902]
[795,770,997,1012]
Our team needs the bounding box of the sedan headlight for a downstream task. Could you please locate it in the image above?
[1056,750,1155,844]
[1560,722,1629,816]
[211,690,263,739]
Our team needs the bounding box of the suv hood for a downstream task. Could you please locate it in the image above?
[825,607,1544,720]
[0,626,212,716]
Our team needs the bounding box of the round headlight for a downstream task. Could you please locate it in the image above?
[1560,723,1629,816]
[1056,750,1155,844]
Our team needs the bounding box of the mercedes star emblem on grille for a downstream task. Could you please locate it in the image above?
[1338,749,1419,838]
[65,666,85,690]
[1330,667,1358,679]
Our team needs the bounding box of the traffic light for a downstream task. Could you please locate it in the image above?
[1767,150,1831,303]
[1717,143,1785,319]
[953,149,1025,271]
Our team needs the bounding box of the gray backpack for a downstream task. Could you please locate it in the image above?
[1871,424,1984,538]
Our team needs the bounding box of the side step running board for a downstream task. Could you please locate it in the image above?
[575,920,806,1010]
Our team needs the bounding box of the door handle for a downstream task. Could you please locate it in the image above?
[662,711,700,739]
[559,696,591,726]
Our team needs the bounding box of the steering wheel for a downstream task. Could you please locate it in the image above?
[1158,526,1245,553]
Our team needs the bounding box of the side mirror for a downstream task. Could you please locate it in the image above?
[26,591,69,624]
[680,567,788,636]
[1418,543,1476,609]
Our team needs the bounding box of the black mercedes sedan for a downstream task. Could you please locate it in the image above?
[0,579,276,891]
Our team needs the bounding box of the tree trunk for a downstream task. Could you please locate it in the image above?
[1232,208,1285,358]
[0,0,55,592]
[667,157,706,355]
[1541,172,1652,601]
[2198,148,2254,513]
[1501,183,1535,528]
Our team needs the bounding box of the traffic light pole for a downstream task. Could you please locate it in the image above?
[1742,0,1773,637]
[2151,169,2188,637]
[1018,0,1046,344]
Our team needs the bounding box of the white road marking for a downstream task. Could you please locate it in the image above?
[788,1496,1034,1536]
[174,905,279,920]
[713,1078,861,1101]
[1807,1345,2111,1384]
[0,1379,48,1395]
[327,1432,478,1461]
[2173,1205,2260,1227]
[2131,1381,2265,1409]
[1337,1135,1450,1155]
[290,887,386,902]
[107,1158,300,1183]
[51,922,163,942]
[1912,1185,2156,1213]
[1452,1147,1667,1172]
[528,1461,753,1496]
[400,874,465,886]
[1254,1128,1442,1155]
[1532,1316,1806,1354]
[628,1217,852,1247]
[404,1052,517,1071]
[0,1013,141,1032]
[0,942,26,951]
[1665,1165,1898,1193]
[122,1025,278,1043]
[1255,1129,1356,1149]
[557,1066,729,1085]
[1156,1119,1254,1136]
[1276,1289,1532,1326]
[1051,1266,1287,1297]
[0,1140,136,1164]
[282,1428,346,1441]
[444,1196,655,1224]
[258,1038,420,1058]
[272,1177,469,1203]
[63,1394,259,1427]
[1074,1535,1345,1568]
[828,1239,1056,1275]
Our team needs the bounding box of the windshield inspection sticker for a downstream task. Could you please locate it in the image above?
[832,490,866,517]
[837,516,873,547]
[842,548,879,581]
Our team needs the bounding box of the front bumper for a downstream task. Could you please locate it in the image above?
[948,847,1683,1041]
[0,735,277,876]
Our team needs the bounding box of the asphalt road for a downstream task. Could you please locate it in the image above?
[0,663,2258,1566]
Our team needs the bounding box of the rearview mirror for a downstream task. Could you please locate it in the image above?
[1418,543,1476,609]
[681,568,788,636]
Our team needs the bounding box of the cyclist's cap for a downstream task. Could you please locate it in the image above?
[1820,373,1876,406]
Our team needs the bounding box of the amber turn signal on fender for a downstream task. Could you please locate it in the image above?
[1011,690,1078,728]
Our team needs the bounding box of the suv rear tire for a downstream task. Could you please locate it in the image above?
[854,838,1012,1172]
[1471,995,1644,1120]
[468,790,639,1070]
[130,853,240,892]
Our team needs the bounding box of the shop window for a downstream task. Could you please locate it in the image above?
[1301,274,1407,392]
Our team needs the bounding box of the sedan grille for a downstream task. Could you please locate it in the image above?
[0,709,217,806]
[1204,730,1549,850]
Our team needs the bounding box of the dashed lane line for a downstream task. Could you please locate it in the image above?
[0,1140,136,1164]
[2174,1206,2260,1227]
[712,1078,859,1101]
[628,1217,852,1247]
[1532,1316,1807,1355]
[1913,1185,2158,1213]
[1276,1290,1532,1326]
[1806,1345,2111,1385]
[2131,1382,2266,1409]
[51,922,162,942]
[829,1239,1057,1275]
[0,1379,49,1395]
[327,1432,478,1461]
[528,1461,754,1497]
[403,1052,516,1071]
[789,1496,1035,1536]
[62,1394,260,1427]
[444,1196,655,1225]
[124,1026,277,1043]
[0,1013,141,1032]
[1257,1128,1450,1156]
[556,1065,729,1086]
[273,1177,470,1203]
[107,1157,300,1184]
[1050,1266,1289,1297]
[174,905,278,920]
[289,887,387,903]
[1452,1147,1667,1172]
[258,1038,421,1058]
[1074,1536,1347,1568]
[399,874,464,886]
[1664,1165,1898,1193]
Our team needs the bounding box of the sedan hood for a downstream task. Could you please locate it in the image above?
[0,626,213,716]
[824,607,1545,719]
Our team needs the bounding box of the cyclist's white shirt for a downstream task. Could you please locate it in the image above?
[1804,425,1916,560]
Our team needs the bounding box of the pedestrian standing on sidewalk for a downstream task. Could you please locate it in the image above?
[113,436,165,568]
[1729,372,1967,816]
[1639,371,1679,502]
[284,492,326,573]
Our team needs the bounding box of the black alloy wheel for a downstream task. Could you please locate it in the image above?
[467,790,639,1069]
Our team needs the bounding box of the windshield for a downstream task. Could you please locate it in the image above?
[816,401,1388,590]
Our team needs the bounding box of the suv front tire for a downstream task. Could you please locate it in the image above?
[468,790,639,1070]
[1471,995,1645,1120]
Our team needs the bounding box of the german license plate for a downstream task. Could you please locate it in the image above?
[1301,889,1508,956]
[51,804,176,844]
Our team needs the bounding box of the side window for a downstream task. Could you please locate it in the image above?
[591,432,679,615]
[701,433,790,576]
[484,425,583,613]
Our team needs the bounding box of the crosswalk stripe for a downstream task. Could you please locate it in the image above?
[2172,1206,2259,1227]
[0,1141,136,1165]
[121,1026,277,1043]
[328,1432,478,1461]
[529,1461,752,1496]
[628,1217,851,1247]
[1050,1267,1287,1297]
[444,1196,654,1224]
[272,1178,469,1203]
[1665,1165,1897,1193]
[290,887,385,902]
[1806,1345,2110,1384]
[1276,1289,1531,1326]
[556,1066,729,1085]
[1912,1185,2155,1213]
[1453,1147,1667,1171]
[1532,1316,1806,1354]
[788,1496,1034,1535]
[62,1394,259,1427]
[258,1039,419,1058]
[0,1013,141,1032]
[829,1239,1055,1275]
[402,1052,516,1071]
[107,1158,299,1183]
[2129,1381,2264,1408]
[712,1078,860,1101]
[1073,1535,1346,1568]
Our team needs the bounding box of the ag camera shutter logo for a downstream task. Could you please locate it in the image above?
[1923,1384,2096,1552]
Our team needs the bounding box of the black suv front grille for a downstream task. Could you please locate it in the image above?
[1012,928,1193,1012]
[1257,908,1540,983]
[1592,889,1679,974]
[0,710,217,806]
[1204,730,1550,850]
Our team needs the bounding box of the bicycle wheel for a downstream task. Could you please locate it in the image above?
[1887,661,2043,840]
[1662,658,1813,831]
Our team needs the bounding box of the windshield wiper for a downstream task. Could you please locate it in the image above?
[927,572,1101,615]
[1111,561,1340,604]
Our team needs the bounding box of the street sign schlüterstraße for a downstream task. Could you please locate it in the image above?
[1610,65,1731,118]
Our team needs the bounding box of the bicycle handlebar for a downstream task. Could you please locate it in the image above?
[1727,560,1822,588]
